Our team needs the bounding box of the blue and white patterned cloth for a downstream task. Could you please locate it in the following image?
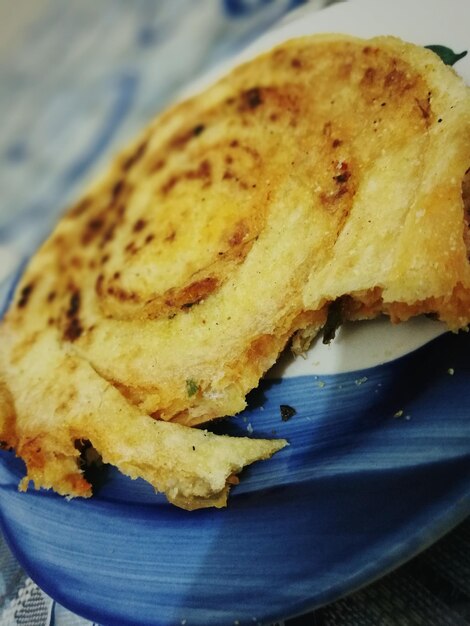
[0,2,469,625]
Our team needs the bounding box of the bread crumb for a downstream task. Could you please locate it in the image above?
[355,376,368,385]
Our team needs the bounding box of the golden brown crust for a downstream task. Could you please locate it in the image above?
[0,377,17,450]
[1,34,470,508]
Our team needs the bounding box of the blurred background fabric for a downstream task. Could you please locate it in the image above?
[0,1,468,625]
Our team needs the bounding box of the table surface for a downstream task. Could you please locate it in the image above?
[0,1,468,624]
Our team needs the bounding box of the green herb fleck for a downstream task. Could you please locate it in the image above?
[186,378,199,397]
[425,45,467,66]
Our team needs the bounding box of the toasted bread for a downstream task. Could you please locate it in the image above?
[1,34,469,508]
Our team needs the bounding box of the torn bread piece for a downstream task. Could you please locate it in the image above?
[0,330,285,509]
[1,34,470,508]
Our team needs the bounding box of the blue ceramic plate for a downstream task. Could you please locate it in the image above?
[1,0,470,624]
[0,326,469,626]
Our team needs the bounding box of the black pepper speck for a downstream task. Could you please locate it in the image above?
[280,405,296,422]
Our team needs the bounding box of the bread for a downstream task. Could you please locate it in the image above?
[1,34,469,509]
